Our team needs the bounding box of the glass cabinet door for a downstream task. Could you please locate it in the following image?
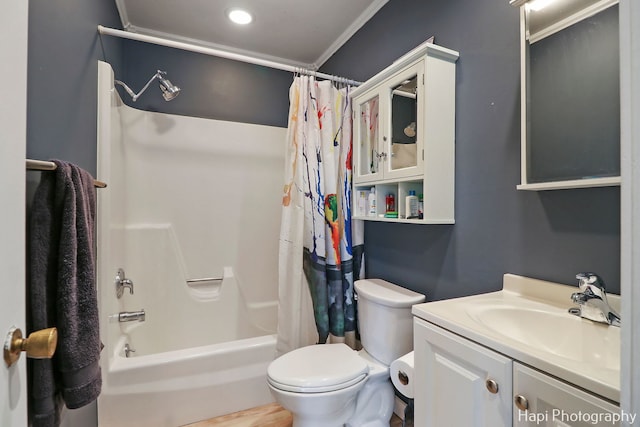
[353,61,425,183]
[389,74,418,171]
[356,93,381,181]
[383,62,424,180]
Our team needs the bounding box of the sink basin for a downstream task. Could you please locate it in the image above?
[466,304,620,370]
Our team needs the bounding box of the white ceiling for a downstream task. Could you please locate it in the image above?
[114,0,389,69]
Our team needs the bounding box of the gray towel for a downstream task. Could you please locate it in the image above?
[29,160,102,427]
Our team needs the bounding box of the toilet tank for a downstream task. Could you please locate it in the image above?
[355,279,426,365]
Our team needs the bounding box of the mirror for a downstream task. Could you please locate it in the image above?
[358,95,380,176]
[390,75,418,170]
[515,0,620,189]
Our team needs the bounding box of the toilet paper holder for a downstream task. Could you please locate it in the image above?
[391,350,415,399]
[397,370,410,386]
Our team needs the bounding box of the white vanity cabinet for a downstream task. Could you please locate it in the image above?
[351,42,458,224]
[414,318,512,427]
[414,318,620,427]
[513,363,619,426]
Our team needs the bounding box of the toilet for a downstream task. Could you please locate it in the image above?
[267,279,425,427]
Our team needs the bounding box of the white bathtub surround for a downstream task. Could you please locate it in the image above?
[96,61,285,426]
[277,76,364,355]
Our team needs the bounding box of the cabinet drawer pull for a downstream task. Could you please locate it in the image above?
[514,394,529,411]
[485,379,499,394]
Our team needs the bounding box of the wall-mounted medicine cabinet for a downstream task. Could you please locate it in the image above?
[512,0,621,191]
[351,41,458,223]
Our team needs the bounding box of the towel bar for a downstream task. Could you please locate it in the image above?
[26,159,107,188]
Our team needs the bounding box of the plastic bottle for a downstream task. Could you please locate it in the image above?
[368,187,377,217]
[405,190,419,219]
[385,193,395,213]
[418,193,424,219]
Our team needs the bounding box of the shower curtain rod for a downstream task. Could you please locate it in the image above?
[26,159,107,188]
[97,26,362,86]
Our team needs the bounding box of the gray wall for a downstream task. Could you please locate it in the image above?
[27,0,123,176]
[27,1,122,426]
[118,40,292,127]
[321,0,621,298]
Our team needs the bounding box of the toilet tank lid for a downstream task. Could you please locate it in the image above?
[354,279,425,308]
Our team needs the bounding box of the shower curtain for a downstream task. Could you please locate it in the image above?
[277,76,364,355]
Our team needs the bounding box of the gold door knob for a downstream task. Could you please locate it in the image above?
[3,326,57,367]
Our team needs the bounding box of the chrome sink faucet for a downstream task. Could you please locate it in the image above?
[569,272,620,327]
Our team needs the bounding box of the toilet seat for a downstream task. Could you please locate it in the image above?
[268,343,369,393]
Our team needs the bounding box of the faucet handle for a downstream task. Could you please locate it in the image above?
[116,268,134,298]
[571,292,587,304]
[575,272,606,292]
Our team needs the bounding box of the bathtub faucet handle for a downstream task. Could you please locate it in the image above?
[124,343,136,358]
[116,268,134,298]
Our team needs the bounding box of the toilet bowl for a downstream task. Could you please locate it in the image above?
[268,344,394,427]
[267,279,425,427]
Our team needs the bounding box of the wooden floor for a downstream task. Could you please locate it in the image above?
[184,403,403,427]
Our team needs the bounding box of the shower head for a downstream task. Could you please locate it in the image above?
[115,70,181,102]
[158,74,180,101]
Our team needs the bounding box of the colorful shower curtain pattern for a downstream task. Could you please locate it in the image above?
[277,76,364,354]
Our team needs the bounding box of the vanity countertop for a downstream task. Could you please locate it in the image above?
[412,273,620,403]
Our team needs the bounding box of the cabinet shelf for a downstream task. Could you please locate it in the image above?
[352,216,454,225]
[516,176,621,191]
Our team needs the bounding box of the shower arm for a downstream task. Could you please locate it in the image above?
[114,70,165,102]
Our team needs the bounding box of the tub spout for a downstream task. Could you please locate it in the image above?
[118,309,145,322]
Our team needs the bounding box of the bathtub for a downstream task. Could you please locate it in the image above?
[97,238,279,425]
[98,333,276,427]
[98,266,276,427]
[97,233,279,427]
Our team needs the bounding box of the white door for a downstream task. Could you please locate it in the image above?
[0,1,29,426]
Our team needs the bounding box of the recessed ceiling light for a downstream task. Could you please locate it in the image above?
[228,8,253,25]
